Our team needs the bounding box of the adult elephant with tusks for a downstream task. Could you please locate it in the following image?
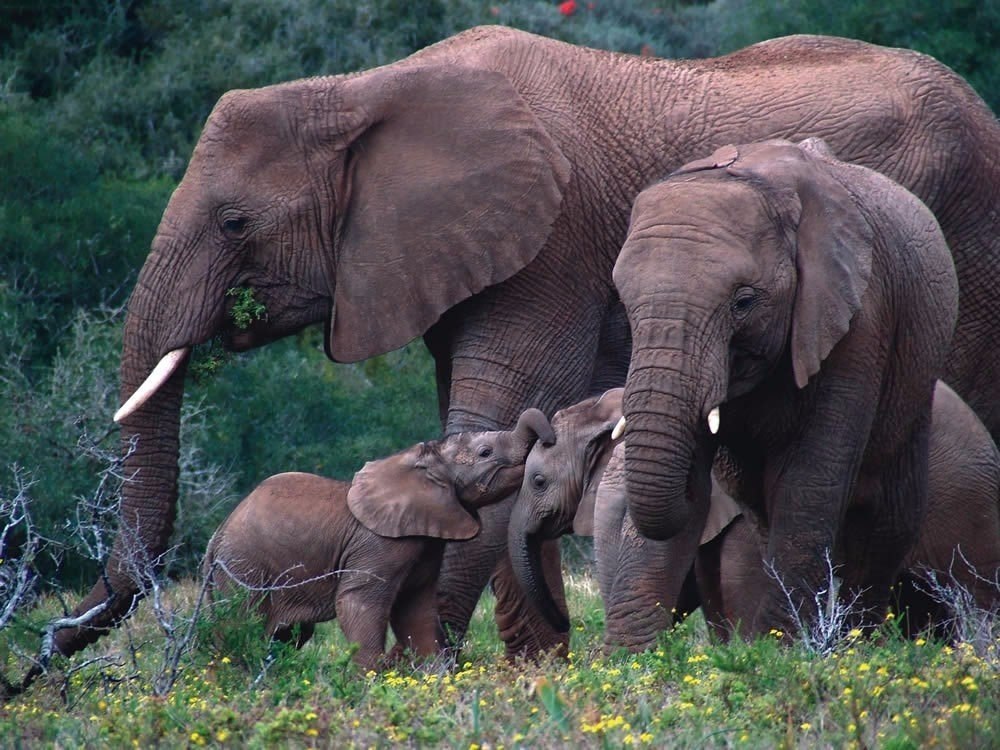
[54,26,1000,661]
[613,138,960,637]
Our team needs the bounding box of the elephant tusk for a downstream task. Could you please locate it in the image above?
[611,415,627,440]
[708,407,720,435]
[114,348,189,423]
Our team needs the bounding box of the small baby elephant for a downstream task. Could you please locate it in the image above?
[204,408,554,669]
[509,387,731,647]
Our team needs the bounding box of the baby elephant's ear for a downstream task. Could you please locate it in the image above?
[572,387,625,535]
[348,444,480,540]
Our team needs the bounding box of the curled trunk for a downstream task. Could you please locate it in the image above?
[622,329,721,542]
[623,388,701,541]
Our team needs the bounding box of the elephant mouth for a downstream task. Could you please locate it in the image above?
[540,514,574,539]
[460,463,525,504]
[219,285,330,351]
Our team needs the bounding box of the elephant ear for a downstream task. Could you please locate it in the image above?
[566,388,624,536]
[327,63,572,362]
[347,443,480,540]
[699,481,743,544]
[725,139,874,388]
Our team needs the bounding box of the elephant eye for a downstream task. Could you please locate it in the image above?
[532,473,547,491]
[221,216,249,238]
[731,288,758,317]
[477,445,493,458]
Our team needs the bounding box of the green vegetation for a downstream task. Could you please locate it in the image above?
[2,575,997,747]
[1,1,997,740]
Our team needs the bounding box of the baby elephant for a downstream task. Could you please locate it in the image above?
[511,383,1000,651]
[204,408,554,669]
[508,387,733,647]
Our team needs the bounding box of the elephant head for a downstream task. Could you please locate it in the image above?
[60,62,569,656]
[348,408,555,539]
[613,138,874,542]
[508,388,623,631]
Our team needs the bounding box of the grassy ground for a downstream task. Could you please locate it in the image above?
[1,572,997,748]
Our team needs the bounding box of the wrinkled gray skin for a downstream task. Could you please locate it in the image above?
[595,446,739,650]
[515,383,999,652]
[62,27,1000,660]
[204,409,553,669]
[697,381,1000,642]
[616,139,960,637]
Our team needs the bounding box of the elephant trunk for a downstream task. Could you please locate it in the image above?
[513,407,556,448]
[623,336,721,542]
[507,496,570,633]
[54,248,195,657]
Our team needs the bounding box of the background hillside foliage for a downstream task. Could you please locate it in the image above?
[1,0,997,585]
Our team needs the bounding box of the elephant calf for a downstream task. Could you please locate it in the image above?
[204,409,553,669]
[509,387,739,649]
[511,383,1000,651]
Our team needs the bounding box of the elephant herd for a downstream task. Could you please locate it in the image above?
[44,27,999,673]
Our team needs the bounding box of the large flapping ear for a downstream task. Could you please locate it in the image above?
[562,388,623,536]
[326,63,571,362]
[347,444,480,540]
[724,139,874,388]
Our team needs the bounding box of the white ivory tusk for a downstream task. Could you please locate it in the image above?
[708,406,720,435]
[114,348,189,423]
[611,415,627,440]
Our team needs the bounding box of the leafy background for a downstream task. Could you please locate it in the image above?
[2,0,997,586]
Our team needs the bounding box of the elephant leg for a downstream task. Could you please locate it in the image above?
[674,569,701,622]
[697,518,768,641]
[267,618,315,649]
[694,534,728,640]
[390,562,444,661]
[294,622,316,649]
[604,503,706,653]
[840,434,931,632]
[891,573,951,640]
[336,576,397,671]
[431,280,606,657]
[435,494,513,652]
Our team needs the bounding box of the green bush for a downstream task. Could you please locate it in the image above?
[189,332,440,487]
[0,109,173,364]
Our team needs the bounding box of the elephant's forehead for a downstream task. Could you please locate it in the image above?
[634,176,763,224]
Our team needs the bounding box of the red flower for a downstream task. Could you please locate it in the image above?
[559,0,577,16]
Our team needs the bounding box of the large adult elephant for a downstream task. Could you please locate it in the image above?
[56,26,1000,659]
